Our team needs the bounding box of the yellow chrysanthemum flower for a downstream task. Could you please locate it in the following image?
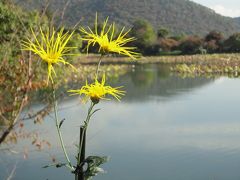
[68,74,125,104]
[80,14,140,59]
[22,27,77,84]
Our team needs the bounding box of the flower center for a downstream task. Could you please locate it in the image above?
[42,53,60,64]
[100,35,111,52]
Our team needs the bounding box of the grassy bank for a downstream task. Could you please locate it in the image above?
[77,53,240,65]
[76,53,240,77]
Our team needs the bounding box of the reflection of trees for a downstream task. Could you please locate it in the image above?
[113,64,214,102]
[131,64,155,87]
[19,63,214,104]
[157,64,171,79]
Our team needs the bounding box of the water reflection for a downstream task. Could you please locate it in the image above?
[115,64,215,102]
[1,64,240,180]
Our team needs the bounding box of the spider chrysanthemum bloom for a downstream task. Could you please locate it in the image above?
[22,27,77,84]
[68,74,125,104]
[80,14,140,59]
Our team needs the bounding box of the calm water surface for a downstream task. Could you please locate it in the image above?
[1,64,240,180]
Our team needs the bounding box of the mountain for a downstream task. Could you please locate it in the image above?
[234,17,240,25]
[14,0,240,36]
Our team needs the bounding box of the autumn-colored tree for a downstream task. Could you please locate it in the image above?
[178,36,203,54]
[204,40,219,53]
[204,31,224,53]
[158,38,179,52]
[205,31,224,42]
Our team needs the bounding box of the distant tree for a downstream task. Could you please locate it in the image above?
[205,30,224,42]
[204,31,224,53]
[204,40,218,53]
[158,38,179,52]
[178,36,203,54]
[130,19,156,54]
[157,27,169,38]
[143,44,160,55]
[223,33,240,52]
[170,33,186,41]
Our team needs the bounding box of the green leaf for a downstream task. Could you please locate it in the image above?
[42,163,67,169]
[59,118,66,128]
[84,156,109,180]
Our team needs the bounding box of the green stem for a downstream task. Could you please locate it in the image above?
[77,102,95,165]
[75,53,103,178]
[52,83,74,171]
[75,102,95,180]
[95,54,104,78]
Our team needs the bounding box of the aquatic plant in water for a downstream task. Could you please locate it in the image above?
[171,63,240,78]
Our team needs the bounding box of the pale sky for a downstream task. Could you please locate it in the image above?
[191,0,240,17]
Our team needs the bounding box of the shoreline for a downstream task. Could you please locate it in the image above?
[76,53,240,65]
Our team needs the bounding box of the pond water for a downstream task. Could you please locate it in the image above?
[1,64,240,180]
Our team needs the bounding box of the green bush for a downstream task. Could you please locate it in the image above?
[130,19,157,54]
[223,33,240,52]
[0,1,49,62]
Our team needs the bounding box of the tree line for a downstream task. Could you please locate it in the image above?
[2,0,240,60]
[126,19,240,56]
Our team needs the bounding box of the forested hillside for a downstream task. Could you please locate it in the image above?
[14,0,240,36]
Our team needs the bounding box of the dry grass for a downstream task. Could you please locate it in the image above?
[76,53,240,65]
